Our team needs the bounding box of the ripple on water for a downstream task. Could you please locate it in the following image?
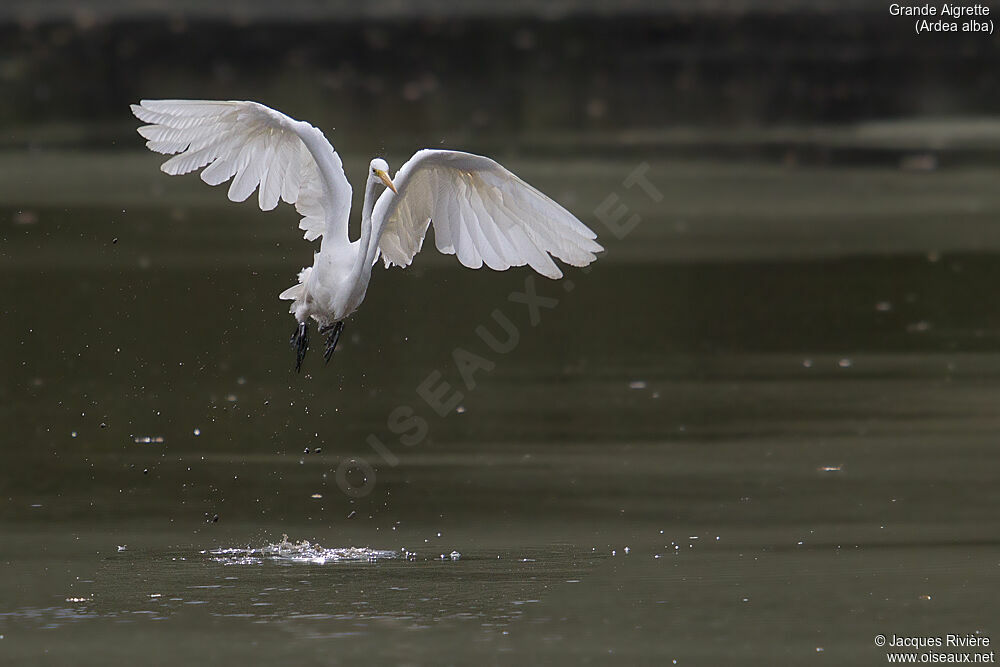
[206,534,402,565]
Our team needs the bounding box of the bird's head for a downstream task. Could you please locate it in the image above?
[370,158,397,194]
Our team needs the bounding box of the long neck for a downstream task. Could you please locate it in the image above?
[351,174,383,285]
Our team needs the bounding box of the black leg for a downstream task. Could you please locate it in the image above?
[322,321,345,364]
[290,321,309,373]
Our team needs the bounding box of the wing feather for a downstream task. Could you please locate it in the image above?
[464,182,505,270]
[131,99,352,243]
[373,149,602,279]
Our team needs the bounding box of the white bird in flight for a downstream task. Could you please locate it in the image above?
[131,100,602,371]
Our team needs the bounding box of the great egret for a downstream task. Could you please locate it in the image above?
[130,100,603,370]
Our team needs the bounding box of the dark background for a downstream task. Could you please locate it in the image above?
[2,3,998,156]
[3,3,1000,665]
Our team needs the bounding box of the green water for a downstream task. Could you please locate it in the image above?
[2,144,999,665]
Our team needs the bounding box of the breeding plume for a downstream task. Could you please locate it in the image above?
[131,100,602,370]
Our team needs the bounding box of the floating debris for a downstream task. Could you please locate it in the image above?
[900,153,937,172]
[628,381,647,390]
[14,210,38,225]
[133,436,164,444]
[817,465,843,473]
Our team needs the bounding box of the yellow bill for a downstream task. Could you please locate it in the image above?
[375,169,397,194]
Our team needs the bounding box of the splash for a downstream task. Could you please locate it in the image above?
[207,535,402,565]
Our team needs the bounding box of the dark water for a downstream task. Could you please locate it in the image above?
[3,149,1000,665]
[3,7,1000,665]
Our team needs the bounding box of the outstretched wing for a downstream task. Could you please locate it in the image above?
[373,150,602,279]
[130,100,352,243]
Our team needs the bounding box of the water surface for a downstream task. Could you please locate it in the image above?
[2,138,999,665]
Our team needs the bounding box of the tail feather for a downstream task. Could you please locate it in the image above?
[279,266,312,301]
[278,283,304,301]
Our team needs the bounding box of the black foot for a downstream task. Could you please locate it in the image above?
[320,321,345,364]
[291,321,309,373]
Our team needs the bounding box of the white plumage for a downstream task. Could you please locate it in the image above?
[376,150,601,278]
[131,99,603,370]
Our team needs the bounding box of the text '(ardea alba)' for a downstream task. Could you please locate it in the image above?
[131,100,603,370]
